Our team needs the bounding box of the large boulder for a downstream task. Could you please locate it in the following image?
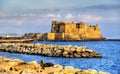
[19,69,37,74]
[10,62,41,71]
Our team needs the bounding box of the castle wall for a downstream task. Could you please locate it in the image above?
[64,33,80,40]
[65,22,78,33]
[46,33,55,40]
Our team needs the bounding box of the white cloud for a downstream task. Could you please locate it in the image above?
[0,12,110,23]
[64,13,102,22]
[57,14,61,18]
[42,13,61,18]
[78,14,102,21]
[0,12,37,17]
[1,12,118,27]
[65,13,74,19]
[46,14,56,17]
[20,13,36,17]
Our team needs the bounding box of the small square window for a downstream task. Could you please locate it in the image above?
[76,24,80,28]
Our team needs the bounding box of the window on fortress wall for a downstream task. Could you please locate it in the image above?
[54,25,60,33]
[76,23,80,28]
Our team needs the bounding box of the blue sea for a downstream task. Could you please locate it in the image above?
[0,41,120,74]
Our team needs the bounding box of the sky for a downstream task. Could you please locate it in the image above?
[0,0,120,39]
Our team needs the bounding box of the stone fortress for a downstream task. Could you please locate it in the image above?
[24,21,105,41]
[47,21,105,40]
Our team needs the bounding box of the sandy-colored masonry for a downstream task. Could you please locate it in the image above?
[46,21,105,41]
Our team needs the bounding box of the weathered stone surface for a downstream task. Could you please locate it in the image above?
[75,70,110,74]
[19,69,38,74]
[0,43,102,58]
[53,64,63,70]
[10,62,41,71]
[0,59,23,71]
[46,21,104,41]
[0,56,109,74]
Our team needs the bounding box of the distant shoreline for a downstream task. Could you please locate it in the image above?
[32,39,120,42]
[0,39,34,43]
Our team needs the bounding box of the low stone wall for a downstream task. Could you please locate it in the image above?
[0,43,102,58]
[0,56,109,74]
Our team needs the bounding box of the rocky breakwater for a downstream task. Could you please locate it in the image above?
[0,56,109,74]
[0,43,102,58]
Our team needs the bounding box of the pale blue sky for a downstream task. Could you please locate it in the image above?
[0,0,120,39]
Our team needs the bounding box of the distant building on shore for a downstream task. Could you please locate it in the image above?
[0,33,23,39]
[24,21,105,41]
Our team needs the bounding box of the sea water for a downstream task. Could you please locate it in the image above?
[0,41,120,74]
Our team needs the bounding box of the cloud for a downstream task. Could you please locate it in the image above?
[42,13,61,18]
[0,12,38,17]
[0,18,26,25]
[78,14,102,21]
[0,13,61,26]
[64,13,102,22]
[20,13,36,17]
[0,12,118,27]
[45,14,56,17]
[65,13,74,19]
